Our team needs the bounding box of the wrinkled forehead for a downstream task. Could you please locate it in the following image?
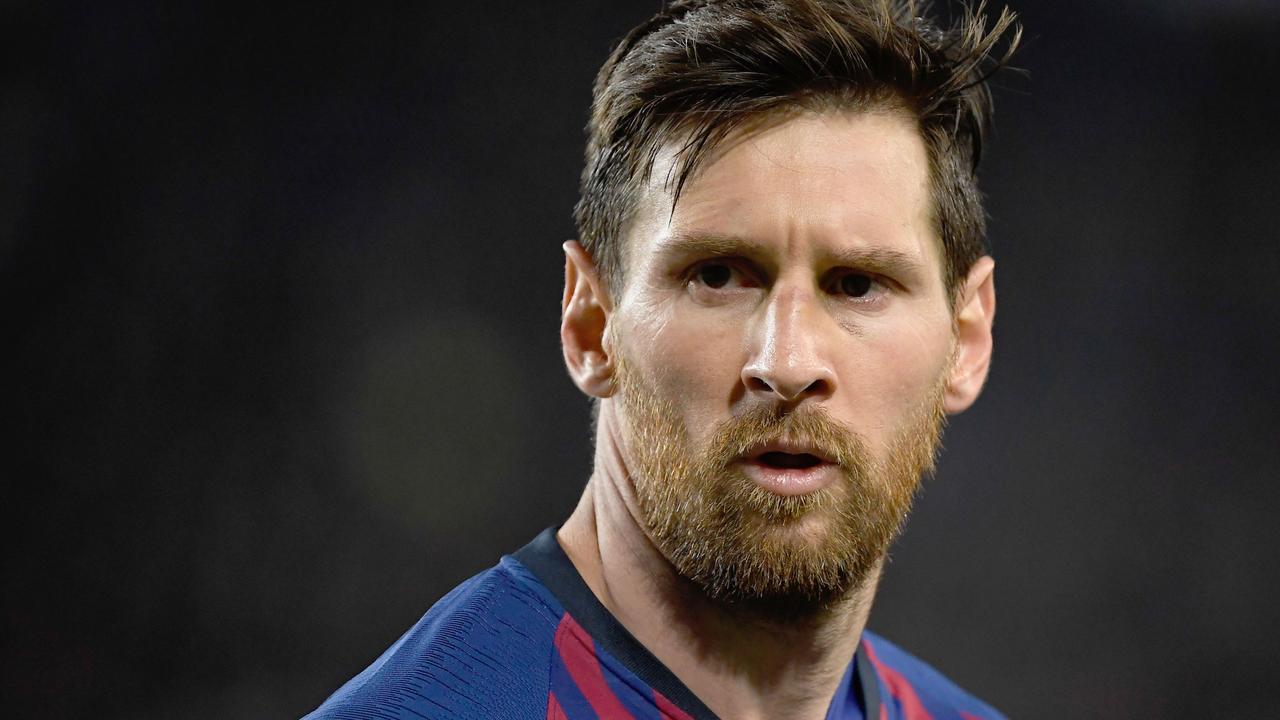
[619,105,940,286]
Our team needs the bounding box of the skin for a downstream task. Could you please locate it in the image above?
[558,108,996,720]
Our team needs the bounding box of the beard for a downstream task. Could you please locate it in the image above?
[614,356,946,611]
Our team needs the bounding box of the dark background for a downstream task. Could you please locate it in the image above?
[5,1,1278,717]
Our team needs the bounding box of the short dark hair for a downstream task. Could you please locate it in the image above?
[573,0,1020,304]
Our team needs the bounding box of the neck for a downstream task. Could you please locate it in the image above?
[558,406,881,720]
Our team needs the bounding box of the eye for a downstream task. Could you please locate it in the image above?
[824,270,887,305]
[839,273,873,298]
[684,260,760,303]
[697,263,733,289]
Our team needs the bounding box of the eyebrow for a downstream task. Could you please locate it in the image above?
[658,231,927,280]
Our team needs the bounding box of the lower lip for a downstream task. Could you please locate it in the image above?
[739,460,841,497]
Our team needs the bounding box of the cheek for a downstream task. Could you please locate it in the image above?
[836,315,952,441]
[624,303,748,435]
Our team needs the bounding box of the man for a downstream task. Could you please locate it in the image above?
[308,1,1018,718]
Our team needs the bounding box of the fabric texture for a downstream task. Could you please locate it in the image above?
[304,529,1004,720]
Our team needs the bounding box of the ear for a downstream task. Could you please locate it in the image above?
[561,241,616,398]
[944,255,996,414]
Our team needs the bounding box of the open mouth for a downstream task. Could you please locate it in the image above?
[742,443,839,496]
[755,451,824,470]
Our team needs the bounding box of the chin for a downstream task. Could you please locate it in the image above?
[756,506,843,549]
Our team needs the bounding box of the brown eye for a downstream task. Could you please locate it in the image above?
[839,274,872,298]
[697,263,732,289]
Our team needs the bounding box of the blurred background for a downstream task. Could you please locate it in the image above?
[5,1,1278,717]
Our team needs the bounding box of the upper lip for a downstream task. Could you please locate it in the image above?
[744,439,834,464]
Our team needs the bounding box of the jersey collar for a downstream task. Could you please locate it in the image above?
[514,527,881,720]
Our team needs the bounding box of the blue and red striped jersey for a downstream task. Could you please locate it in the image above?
[305,528,1005,720]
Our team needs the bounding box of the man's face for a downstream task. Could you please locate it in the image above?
[607,109,957,607]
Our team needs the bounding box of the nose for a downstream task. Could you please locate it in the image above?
[741,284,837,404]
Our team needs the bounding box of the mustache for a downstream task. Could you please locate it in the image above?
[705,403,869,470]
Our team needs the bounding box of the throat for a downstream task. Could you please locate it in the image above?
[563,468,878,720]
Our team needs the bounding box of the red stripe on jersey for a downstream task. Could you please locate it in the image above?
[959,713,985,720]
[654,689,696,720]
[554,615,638,720]
[862,638,934,720]
[546,691,569,720]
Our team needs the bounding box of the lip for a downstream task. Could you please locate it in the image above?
[745,439,834,464]
[738,440,840,497]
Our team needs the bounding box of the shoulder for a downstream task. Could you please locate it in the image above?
[304,557,566,720]
[861,630,1006,720]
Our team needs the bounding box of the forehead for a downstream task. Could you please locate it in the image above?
[623,109,940,280]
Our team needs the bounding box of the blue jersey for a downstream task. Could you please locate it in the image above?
[305,529,1005,720]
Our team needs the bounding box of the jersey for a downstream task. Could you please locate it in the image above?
[304,528,1005,720]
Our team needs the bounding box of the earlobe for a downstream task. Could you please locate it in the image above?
[561,241,616,398]
[944,256,996,415]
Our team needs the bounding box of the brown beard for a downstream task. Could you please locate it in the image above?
[614,356,946,611]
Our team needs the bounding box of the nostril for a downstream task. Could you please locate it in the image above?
[742,367,835,402]
[803,378,831,397]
